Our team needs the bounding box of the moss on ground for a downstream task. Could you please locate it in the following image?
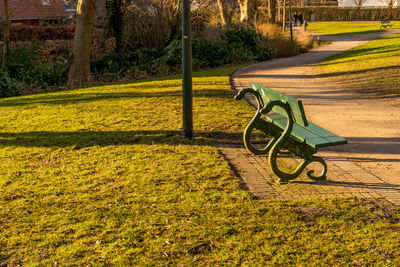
[0,65,399,265]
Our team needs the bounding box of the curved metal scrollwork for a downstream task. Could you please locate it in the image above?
[236,88,276,155]
[269,151,328,183]
[243,112,277,155]
[234,88,328,183]
[306,156,327,181]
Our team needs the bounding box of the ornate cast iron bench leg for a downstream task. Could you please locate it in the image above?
[235,88,277,155]
[235,89,328,183]
[243,112,277,155]
[260,101,327,183]
[269,148,327,183]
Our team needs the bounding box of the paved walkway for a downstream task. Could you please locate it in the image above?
[225,30,400,205]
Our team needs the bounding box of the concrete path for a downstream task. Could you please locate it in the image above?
[227,29,400,204]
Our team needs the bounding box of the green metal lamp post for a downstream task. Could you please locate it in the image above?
[182,0,193,139]
[288,0,293,43]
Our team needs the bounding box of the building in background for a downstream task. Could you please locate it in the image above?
[0,0,69,25]
[338,0,399,6]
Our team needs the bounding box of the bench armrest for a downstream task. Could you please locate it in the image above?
[260,99,294,136]
[260,100,291,116]
[234,88,264,112]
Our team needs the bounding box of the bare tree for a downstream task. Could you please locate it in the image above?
[106,0,124,53]
[150,0,181,22]
[67,0,97,88]
[3,0,10,63]
[216,0,232,27]
[237,0,257,23]
[2,0,24,63]
[378,0,396,8]
[352,0,368,9]
[267,0,277,23]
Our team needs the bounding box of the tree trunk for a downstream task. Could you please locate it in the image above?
[355,0,363,8]
[68,0,97,88]
[238,0,255,23]
[216,0,231,28]
[107,0,123,53]
[282,0,286,32]
[3,0,10,64]
[267,0,277,23]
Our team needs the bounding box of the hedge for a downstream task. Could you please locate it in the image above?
[284,7,400,21]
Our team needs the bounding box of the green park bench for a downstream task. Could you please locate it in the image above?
[235,82,347,183]
[380,20,393,31]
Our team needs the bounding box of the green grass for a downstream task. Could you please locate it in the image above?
[1,65,400,265]
[309,21,400,36]
[318,33,400,95]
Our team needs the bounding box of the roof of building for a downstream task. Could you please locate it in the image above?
[33,0,68,18]
[0,0,68,20]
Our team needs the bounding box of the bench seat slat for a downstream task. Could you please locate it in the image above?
[251,82,309,127]
[265,113,347,149]
[304,122,348,146]
[320,135,348,145]
[265,114,330,149]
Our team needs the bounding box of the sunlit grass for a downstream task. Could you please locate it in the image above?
[309,21,400,35]
[0,65,399,265]
[318,33,400,95]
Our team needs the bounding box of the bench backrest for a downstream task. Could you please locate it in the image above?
[381,20,390,24]
[251,82,308,127]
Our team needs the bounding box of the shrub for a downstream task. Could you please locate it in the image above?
[7,41,69,91]
[223,26,271,61]
[159,27,272,71]
[0,25,76,41]
[91,26,272,80]
[257,23,316,58]
[158,40,182,73]
[0,67,25,98]
[295,29,314,51]
[192,33,229,68]
[90,48,161,81]
[123,2,176,50]
[224,27,260,54]
[122,1,215,51]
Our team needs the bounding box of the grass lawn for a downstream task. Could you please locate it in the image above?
[1,65,400,265]
[317,33,400,95]
[309,21,400,35]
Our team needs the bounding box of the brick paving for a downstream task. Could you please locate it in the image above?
[219,145,400,205]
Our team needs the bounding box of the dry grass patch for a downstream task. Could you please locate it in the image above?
[258,23,318,58]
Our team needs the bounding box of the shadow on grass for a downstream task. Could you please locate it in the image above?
[315,29,400,40]
[0,130,242,148]
[0,89,233,107]
[319,29,381,37]
[318,65,400,78]
[239,66,400,81]
[319,47,400,67]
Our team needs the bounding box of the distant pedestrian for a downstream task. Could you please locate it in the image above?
[298,13,304,26]
[303,19,308,30]
[309,11,315,22]
[293,12,298,26]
